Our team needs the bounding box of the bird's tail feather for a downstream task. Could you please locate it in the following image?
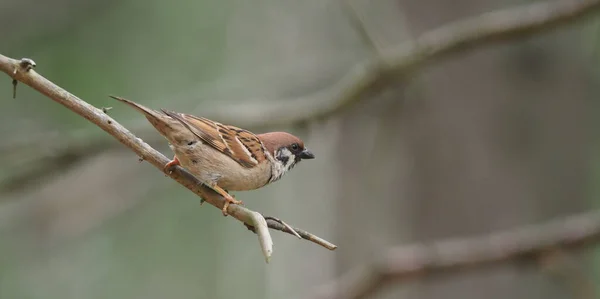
[109,95,182,140]
[109,95,164,119]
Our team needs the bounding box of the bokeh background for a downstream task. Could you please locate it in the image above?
[1,0,600,298]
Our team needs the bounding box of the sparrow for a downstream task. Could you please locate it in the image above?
[110,95,315,216]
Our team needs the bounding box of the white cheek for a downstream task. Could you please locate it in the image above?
[267,148,297,183]
[278,147,292,157]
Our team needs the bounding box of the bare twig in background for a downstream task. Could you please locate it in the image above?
[0,121,160,194]
[341,0,383,53]
[2,0,599,190]
[311,210,600,299]
[0,54,337,262]
[0,138,109,194]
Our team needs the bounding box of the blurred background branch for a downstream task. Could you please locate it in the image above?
[200,0,600,127]
[312,210,600,299]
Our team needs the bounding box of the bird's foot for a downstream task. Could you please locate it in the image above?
[163,156,180,174]
[222,194,244,216]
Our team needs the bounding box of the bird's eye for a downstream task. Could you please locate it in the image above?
[291,143,299,151]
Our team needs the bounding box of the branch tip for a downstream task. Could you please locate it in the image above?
[266,216,302,239]
[250,212,274,262]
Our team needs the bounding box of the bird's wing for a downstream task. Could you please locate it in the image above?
[161,110,267,168]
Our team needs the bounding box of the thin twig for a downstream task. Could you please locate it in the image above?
[340,0,382,53]
[265,216,302,239]
[0,54,337,262]
[311,210,600,299]
[245,216,338,250]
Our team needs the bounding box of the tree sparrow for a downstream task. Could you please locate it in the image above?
[110,96,315,215]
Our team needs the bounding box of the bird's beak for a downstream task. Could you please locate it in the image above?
[299,148,315,159]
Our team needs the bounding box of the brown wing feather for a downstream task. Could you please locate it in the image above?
[161,109,266,168]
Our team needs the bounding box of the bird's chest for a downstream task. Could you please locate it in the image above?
[216,161,272,191]
[170,142,272,191]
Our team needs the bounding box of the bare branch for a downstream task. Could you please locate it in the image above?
[0,54,337,261]
[311,210,600,299]
[246,216,338,250]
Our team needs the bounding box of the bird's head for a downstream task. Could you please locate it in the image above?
[258,132,315,182]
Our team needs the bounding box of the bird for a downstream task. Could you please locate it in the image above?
[110,95,315,216]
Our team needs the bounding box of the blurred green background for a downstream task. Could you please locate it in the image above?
[1,0,600,298]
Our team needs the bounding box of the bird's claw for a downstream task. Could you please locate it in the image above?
[222,196,244,216]
[163,157,180,174]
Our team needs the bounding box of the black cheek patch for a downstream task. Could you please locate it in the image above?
[278,155,289,165]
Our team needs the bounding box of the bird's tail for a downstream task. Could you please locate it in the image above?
[109,95,164,119]
[109,95,182,140]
